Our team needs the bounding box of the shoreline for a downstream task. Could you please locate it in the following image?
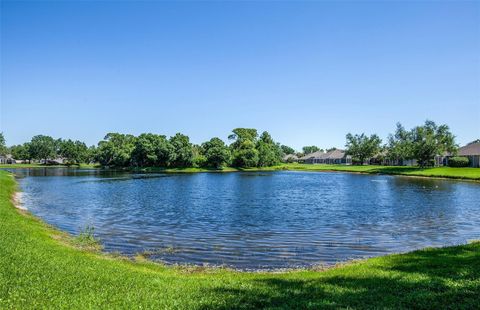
[6,171,479,273]
[3,163,480,182]
[1,169,479,308]
[12,191,27,211]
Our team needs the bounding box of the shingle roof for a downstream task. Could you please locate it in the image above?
[300,149,351,160]
[326,149,349,159]
[458,141,480,156]
[299,150,325,160]
[283,154,298,160]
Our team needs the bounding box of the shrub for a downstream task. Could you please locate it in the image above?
[192,154,207,168]
[73,225,102,251]
[448,156,470,167]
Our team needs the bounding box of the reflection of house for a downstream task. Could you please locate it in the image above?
[282,154,299,163]
[300,149,352,165]
[456,141,480,168]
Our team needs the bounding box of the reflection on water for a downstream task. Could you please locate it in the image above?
[9,168,480,270]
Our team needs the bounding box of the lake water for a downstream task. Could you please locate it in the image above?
[9,168,480,270]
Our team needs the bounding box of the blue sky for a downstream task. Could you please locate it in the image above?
[1,1,479,150]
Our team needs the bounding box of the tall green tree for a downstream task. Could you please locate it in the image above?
[96,133,136,167]
[202,137,230,168]
[191,144,207,168]
[10,144,30,162]
[302,146,320,155]
[257,131,282,167]
[409,120,457,167]
[386,123,412,164]
[131,133,174,167]
[169,133,194,168]
[29,135,56,163]
[229,128,259,167]
[0,133,7,156]
[86,145,97,164]
[280,145,295,155]
[58,139,89,165]
[345,133,382,165]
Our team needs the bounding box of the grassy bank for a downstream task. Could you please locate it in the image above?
[270,164,480,181]
[1,170,479,308]
[2,162,479,180]
[100,164,480,181]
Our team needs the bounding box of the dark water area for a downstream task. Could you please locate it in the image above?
[7,168,480,270]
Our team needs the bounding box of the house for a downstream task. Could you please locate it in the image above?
[300,149,352,165]
[0,154,16,164]
[434,152,450,167]
[299,150,325,164]
[456,141,480,168]
[324,149,352,165]
[282,154,299,163]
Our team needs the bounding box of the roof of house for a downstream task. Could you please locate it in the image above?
[299,150,325,160]
[326,149,350,159]
[283,154,298,160]
[458,141,480,156]
[300,149,351,160]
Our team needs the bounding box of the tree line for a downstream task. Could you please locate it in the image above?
[274,120,458,167]
[344,120,457,167]
[0,120,464,168]
[1,128,285,168]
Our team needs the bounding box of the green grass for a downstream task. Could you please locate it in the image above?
[72,225,103,251]
[2,163,479,180]
[0,170,479,308]
[125,164,480,180]
[274,164,480,181]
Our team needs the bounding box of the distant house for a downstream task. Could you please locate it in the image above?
[300,149,352,165]
[0,154,16,164]
[299,150,325,164]
[371,151,417,166]
[455,141,480,168]
[434,152,450,167]
[282,154,299,163]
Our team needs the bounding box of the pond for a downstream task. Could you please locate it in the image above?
[8,168,480,270]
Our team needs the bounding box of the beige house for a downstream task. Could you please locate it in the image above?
[282,154,299,163]
[456,141,480,168]
[300,149,352,165]
[0,154,16,164]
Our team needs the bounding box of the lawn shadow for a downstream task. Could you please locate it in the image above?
[198,244,480,309]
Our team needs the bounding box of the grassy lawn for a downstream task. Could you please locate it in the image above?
[275,164,480,181]
[2,163,479,180]
[1,170,479,309]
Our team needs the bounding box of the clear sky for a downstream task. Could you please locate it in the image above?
[1,1,479,150]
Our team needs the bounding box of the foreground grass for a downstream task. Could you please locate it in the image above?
[1,171,479,308]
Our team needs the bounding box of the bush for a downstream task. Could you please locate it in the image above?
[73,225,102,251]
[192,154,207,168]
[448,156,470,167]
